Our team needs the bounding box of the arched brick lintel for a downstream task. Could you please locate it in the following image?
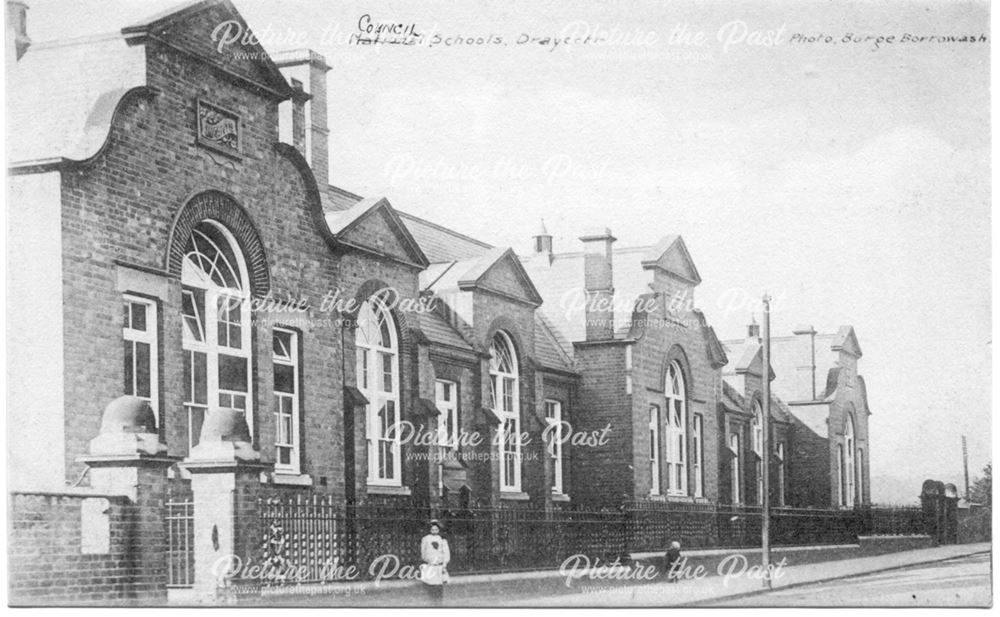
[165,190,271,297]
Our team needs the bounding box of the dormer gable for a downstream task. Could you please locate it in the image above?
[324,197,430,268]
[641,235,702,286]
[457,247,543,307]
[122,0,296,101]
[831,325,863,358]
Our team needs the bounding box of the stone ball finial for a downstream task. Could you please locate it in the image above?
[100,395,157,435]
[198,408,252,445]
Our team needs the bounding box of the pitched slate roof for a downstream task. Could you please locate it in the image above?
[397,212,493,263]
[720,380,792,423]
[324,185,492,263]
[325,185,364,212]
[416,310,473,353]
[534,312,576,373]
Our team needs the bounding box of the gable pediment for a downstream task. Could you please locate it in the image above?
[122,0,295,100]
[831,326,863,358]
[641,235,702,285]
[740,346,777,381]
[325,197,429,268]
[458,248,543,307]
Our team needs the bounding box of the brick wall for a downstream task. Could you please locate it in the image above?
[9,491,163,605]
[573,342,632,506]
[57,27,343,489]
[629,299,723,503]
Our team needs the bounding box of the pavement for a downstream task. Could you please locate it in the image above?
[231,541,991,607]
[722,552,991,607]
[505,542,992,607]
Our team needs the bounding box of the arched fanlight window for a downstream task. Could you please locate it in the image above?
[490,331,520,492]
[751,401,764,505]
[665,361,687,495]
[181,221,252,447]
[356,291,401,485]
[845,413,856,507]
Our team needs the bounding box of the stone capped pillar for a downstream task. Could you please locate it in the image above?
[181,408,271,602]
[79,396,177,604]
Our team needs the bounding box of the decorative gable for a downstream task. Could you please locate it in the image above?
[122,0,295,101]
[641,235,702,285]
[458,248,543,307]
[831,325,863,358]
[324,197,429,268]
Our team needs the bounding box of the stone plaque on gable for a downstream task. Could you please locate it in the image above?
[196,99,241,158]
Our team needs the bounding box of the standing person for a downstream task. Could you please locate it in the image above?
[665,541,683,583]
[420,519,450,606]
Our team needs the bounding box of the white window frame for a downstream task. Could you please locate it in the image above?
[692,413,704,497]
[435,380,459,449]
[545,400,564,494]
[730,433,741,505]
[665,362,687,496]
[491,331,521,492]
[122,295,159,424]
[752,401,764,505]
[272,328,300,474]
[649,404,661,495]
[357,292,402,486]
[845,415,856,507]
[181,222,253,448]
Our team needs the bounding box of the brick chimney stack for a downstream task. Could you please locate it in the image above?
[7,1,30,62]
[580,228,616,341]
[793,324,818,400]
[275,50,331,188]
[747,315,760,340]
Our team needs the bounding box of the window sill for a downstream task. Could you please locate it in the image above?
[551,492,571,502]
[366,484,412,496]
[500,491,530,501]
[262,472,313,487]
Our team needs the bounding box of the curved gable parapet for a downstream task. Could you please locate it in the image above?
[855,374,872,415]
[8,36,150,170]
[165,190,271,297]
[273,142,339,254]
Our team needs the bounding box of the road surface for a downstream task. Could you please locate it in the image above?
[710,552,991,607]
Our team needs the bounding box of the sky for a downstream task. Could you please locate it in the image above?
[25,0,991,500]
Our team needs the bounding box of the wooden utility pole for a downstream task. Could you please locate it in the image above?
[761,294,772,589]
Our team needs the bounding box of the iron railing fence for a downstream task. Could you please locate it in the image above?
[165,497,195,588]
[245,498,926,586]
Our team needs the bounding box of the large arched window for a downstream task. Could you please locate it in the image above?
[356,291,401,485]
[665,361,687,495]
[182,221,252,447]
[490,331,520,492]
[844,414,856,507]
[751,401,764,505]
